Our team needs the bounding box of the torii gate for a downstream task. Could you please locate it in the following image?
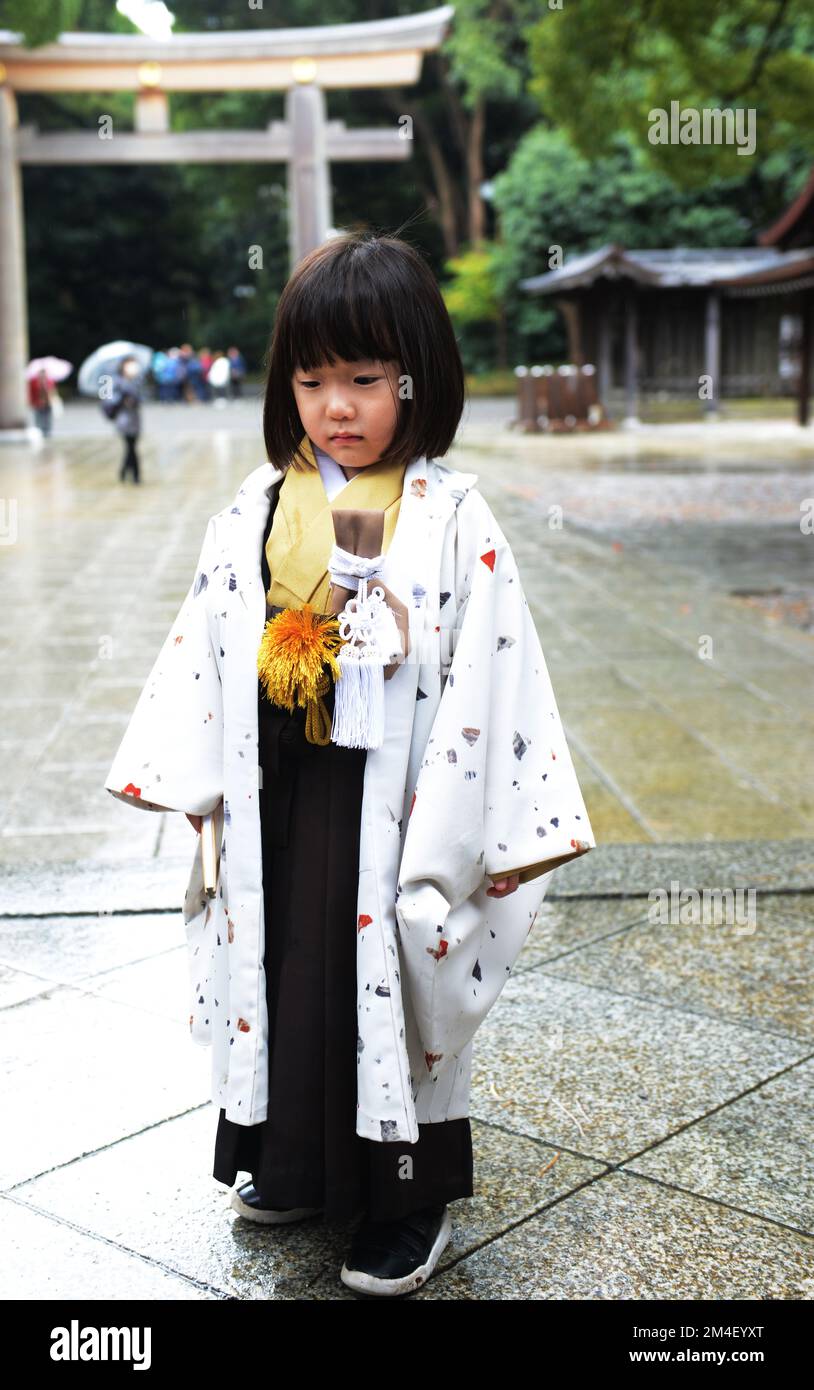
[0,8,453,433]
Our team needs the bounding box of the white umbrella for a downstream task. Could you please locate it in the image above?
[26,356,73,382]
[77,340,153,396]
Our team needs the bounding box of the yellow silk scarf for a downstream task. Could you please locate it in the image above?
[265,434,406,614]
[261,435,408,744]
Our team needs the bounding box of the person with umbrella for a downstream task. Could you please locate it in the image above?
[77,341,151,484]
[110,355,144,484]
[26,356,72,437]
[28,369,55,437]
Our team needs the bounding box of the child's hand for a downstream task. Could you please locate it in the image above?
[486,873,520,898]
[186,814,202,833]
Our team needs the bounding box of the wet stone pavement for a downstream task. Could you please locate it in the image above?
[0,407,812,1299]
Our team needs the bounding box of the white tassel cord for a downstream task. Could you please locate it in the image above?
[329,566,402,749]
[332,646,386,749]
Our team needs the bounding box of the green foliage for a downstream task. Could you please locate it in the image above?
[493,127,753,262]
[0,0,84,47]
[442,245,500,324]
[441,244,508,373]
[441,0,531,108]
[527,0,814,185]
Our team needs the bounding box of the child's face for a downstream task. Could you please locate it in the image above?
[291,357,401,470]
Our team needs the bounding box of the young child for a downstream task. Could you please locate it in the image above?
[104,231,595,1299]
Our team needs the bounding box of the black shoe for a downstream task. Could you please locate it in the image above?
[229,1181,321,1225]
[340,1202,451,1297]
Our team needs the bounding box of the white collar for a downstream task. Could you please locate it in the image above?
[311,441,350,501]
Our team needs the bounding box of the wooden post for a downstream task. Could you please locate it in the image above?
[513,366,539,432]
[798,291,812,427]
[623,286,640,427]
[557,297,584,366]
[597,292,613,417]
[704,289,721,417]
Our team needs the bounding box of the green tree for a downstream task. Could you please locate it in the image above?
[527,0,814,186]
[0,0,85,46]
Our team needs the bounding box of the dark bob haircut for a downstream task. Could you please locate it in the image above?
[262,231,466,473]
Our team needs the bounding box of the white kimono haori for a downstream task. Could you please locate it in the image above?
[104,453,596,1143]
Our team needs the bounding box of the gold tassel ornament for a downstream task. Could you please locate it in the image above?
[257,604,344,745]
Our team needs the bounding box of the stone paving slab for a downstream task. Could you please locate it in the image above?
[80,946,194,1027]
[0,857,193,917]
[0,1198,207,1301]
[0,911,182,1007]
[412,1172,814,1300]
[534,895,812,1040]
[4,1107,604,1301]
[0,984,210,1188]
[513,896,653,972]
[623,1058,814,1232]
[470,970,808,1163]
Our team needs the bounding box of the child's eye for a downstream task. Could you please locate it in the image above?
[298,375,381,387]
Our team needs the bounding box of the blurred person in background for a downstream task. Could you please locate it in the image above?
[168,347,186,402]
[182,344,207,402]
[28,368,56,437]
[198,346,213,400]
[110,355,143,484]
[208,350,231,407]
[227,345,247,398]
[153,349,174,403]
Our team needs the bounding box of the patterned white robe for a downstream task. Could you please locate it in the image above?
[104,454,595,1142]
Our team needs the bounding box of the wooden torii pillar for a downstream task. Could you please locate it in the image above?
[0,9,453,433]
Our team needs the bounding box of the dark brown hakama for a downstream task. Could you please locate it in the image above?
[213,494,473,1221]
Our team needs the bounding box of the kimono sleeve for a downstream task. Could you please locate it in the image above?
[477,507,595,884]
[398,486,595,909]
[394,488,595,1068]
[104,516,224,816]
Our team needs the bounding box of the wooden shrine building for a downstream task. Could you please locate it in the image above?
[520,185,814,425]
